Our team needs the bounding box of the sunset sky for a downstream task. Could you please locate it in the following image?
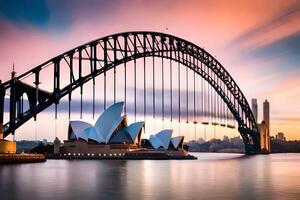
[0,0,299,141]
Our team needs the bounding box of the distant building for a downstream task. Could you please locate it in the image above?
[276,132,286,141]
[197,138,206,144]
[263,100,270,128]
[223,135,229,142]
[251,98,258,122]
[258,121,271,152]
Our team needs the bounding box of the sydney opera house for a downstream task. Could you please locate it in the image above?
[57,102,195,159]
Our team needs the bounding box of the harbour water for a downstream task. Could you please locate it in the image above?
[1,153,300,200]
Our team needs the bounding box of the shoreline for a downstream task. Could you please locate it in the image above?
[46,153,197,160]
[0,153,46,164]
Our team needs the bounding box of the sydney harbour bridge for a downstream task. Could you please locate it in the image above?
[0,31,260,154]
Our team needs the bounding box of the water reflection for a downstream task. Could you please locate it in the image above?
[1,153,300,200]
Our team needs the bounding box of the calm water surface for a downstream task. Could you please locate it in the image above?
[1,153,300,200]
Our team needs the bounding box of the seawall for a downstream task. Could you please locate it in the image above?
[0,154,46,164]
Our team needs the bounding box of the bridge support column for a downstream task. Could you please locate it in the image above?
[0,80,16,153]
[239,127,261,155]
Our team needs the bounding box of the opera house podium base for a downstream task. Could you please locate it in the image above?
[49,140,197,160]
[47,149,197,160]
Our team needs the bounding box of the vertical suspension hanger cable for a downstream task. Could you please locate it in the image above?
[104,73,106,110]
[213,73,216,124]
[124,35,128,114]
[227,87,229,126]
[193,59,196,140]
[161,36,164,122]
[79,49,83,119]
[213,74,216,139]
[223,82,226,126]
[186,54,189,141]
[55,104,57,139]
[92,46,95,119]
[220,84,223,127]
[168,43,173,128]
[152,36,155,120]
[218,80,221,126]
[178,56,181,123]
[35,119,37,141]
[219,79,221,126]
[90,45,95,119]
[114,66,116,104]
[212,73,215,124]
[93,78,95,119]
[208,69,212,139]
[202,63,206,140]
[215,77,218,125]
[143,34,146,122]
[69,54,73,120]
[81,86,83,119]
[68,93,71,120]
[104,39,108,110]
[193,61,198,141]
[201,63,204,123]
[220,82,223,126]
[193,64,196,123]
[178,57,181,136]
[219,80,221,126]
[186,60,188,123]
[113,38,117,105]
[93,43,97,119]
[170,48,173,122]
[134,34,137,122]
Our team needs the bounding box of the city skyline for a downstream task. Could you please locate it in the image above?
[0,0,299,140]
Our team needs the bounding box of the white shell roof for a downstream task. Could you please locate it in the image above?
[110,121,144,143]
[69,121,93,139]
[78,127,93,141]
[148,129,173,149]
[149,135,165,149]
[70,102,128,144]
[68,102,181,147]
[104,115,127,143]
[94,102,124,143]
[155,129,173,149]
[126,121,145,143]
[88,127,105,143]
[171,136,184,149]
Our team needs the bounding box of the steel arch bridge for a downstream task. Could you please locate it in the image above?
[0,31,260,154]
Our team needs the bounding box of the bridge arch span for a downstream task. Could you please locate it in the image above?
[0,31,260,153]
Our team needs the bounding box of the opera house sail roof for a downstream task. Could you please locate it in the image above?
[147,130,184,150]
[67,102,184,150]
[68,102,142,145]
[68,121,92,140]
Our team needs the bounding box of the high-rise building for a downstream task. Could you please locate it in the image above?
[263,100,270,128]
[251,98,258,121]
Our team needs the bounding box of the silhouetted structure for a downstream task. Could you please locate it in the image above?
[251,98,258,122]
[0,31,260,154]
[263,100,270,128]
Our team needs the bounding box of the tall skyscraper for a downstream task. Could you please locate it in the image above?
[263,99,270,128]
[251,98,258,122]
